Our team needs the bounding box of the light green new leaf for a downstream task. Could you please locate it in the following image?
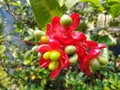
[80,0,99,5]
[30,0,62,30]
[57,0,64,7]
[0,70,7,80]
[65,0,79,9]
[80,0,104,11]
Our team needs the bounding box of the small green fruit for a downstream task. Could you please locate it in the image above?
[31,46,38,52]
[43,51,51,60]
[50,51,60,61]
[69,53,78,64]
[60,14,72,27]
[23,59,32,65]
[65,45,76,55]
[34,30,45,38]
[98,56,108,66]
[89,59,100,71]
[40,36,49,43]
[48,61,59,71]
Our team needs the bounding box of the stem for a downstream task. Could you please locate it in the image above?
[114,57,117,71]
[22,39,35,45]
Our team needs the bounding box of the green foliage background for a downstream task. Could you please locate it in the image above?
[0,0,120,90]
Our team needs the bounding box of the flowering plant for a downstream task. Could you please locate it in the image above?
[37,13,107,79]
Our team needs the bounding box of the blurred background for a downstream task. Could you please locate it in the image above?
[0,0,120,90]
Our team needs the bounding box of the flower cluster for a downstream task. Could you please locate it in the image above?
[37,13,106,79]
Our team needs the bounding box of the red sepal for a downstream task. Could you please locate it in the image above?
[70,13,80,30]
[39,57,51,68]
[37,45,52,53]
[50,67,61,79]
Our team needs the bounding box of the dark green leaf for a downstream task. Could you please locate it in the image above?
[30,0,62,30]
[77,21,87,32]
[90,34,116,46]
[110,4,120,18]
[107,0,120,5]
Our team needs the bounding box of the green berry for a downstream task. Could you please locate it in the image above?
[89,59,100,71]
[48,61,59,71]
[50,51,60,61]
[98,56,108,66]
[31,46,38,52]
[40,36,49,43]
[65,45,76,55]
[43,51,51,60]
[34,30,45,38]
[69,53,78,64]
[60,14,72,27]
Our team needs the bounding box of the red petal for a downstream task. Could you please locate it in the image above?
[80,56,92,76]
[46,22,65,39]
[50,67,61,79]
[80,56,88,71]
[49,39,62,49]
[57,36,73,46]
[86,64,92,76]
[60,51,69,68]
[52,16,60,26]
[38,41,48,45]
[86,41,98,48]
[98,44,106,49]
[39,57,51,68]
[46,24,53,38]
[72,31,86,41]
[70,13,80,30]
[88,49,100,59]
[51,16,65,37]
[37,45,52,53]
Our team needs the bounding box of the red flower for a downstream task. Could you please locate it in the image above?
[46,13,80,45]
[37,12,107,78]
[37,39,69,79]
[78,41,106,75]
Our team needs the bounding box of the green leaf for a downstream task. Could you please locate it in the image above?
[80,0,104,11]
[0,77,11,87]
[107,0,120,5]
[90,33,117,46]
[56,0,64,7]
[30,0,62,30]
[65,0,79,9]
[23,51,34,65]
[9,2,21,7]
[0,45,6,54]
[0,70,7,80]
[110,4,120,18]
[80,0,99,6]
